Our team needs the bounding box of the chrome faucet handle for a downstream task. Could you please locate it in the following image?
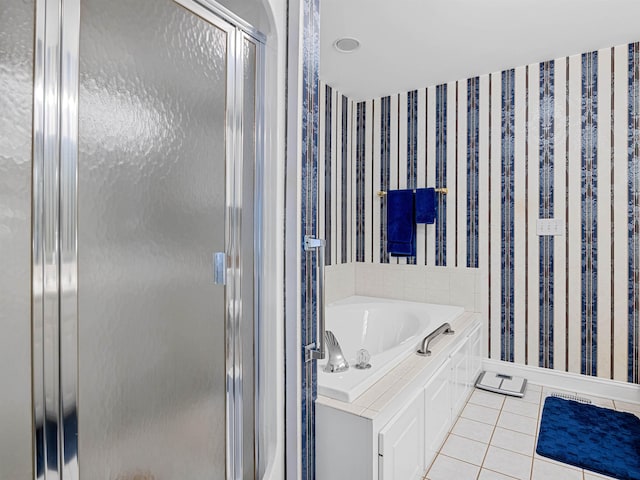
[323,330,349,373]
[355,348,371,369]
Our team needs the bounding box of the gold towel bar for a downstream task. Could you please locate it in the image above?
[376,188,448,198]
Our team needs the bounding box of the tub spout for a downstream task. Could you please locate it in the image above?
[323,330,349,373]
[416,322,455,356]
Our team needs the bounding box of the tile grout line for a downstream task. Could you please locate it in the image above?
[528,393,542,480]
[475,395,504,479]
[482,467,521,480]
[476,389,542,479]
[426,390,499,478]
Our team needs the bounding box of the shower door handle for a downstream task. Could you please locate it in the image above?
[304,235,326,361]
[213,252,226,285]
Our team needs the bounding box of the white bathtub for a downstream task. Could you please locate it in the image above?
[318,296,464,402]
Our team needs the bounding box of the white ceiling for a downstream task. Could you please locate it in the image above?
[320,0,640,101]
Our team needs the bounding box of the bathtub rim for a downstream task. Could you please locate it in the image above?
[318,296,468,403]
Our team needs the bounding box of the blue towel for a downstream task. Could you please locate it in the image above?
[415,188,437,224]
[386,189,415,256]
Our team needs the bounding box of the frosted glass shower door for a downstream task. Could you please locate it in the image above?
[76,0,238,477]
[0,1,35,478]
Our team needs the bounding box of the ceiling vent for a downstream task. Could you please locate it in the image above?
[334,37,360,53]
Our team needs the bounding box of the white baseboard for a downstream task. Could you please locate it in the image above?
[482,359,640,404]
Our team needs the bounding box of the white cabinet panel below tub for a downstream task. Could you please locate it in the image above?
[468,324,483,383]
[379,390,425,480]
[424,358,452,462]
[450,339,470,415]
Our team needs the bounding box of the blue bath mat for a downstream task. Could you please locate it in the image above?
[536,396,640,480]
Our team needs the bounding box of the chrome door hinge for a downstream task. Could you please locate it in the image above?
[304,235,325,251]
[304,342,324,362]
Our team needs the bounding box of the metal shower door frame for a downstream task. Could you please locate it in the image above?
[31,1,265,479]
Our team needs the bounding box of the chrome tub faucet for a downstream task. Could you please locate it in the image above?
[323,330,349,373]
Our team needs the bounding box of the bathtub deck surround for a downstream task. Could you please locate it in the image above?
[423,384,640,480]
[316,310,482,479]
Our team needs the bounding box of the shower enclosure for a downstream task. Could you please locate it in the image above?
[1,0,264,478]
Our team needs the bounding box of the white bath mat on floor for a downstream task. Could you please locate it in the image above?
[475,371,527,397]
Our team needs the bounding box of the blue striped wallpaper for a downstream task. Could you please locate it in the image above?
[501,69,516,363]
[539,61,555,369]
[436,85,448,266]
[324,85,332,266]
[356,102,366,262]
[300,0,320,477]
[407,91,419,190]
[467,77,480,269]
[319,41,640,384]
[581,51,598,377]
[341,95,348,263]
[407,91,419,265]
[380,96,391,263]
[629,43,640,383]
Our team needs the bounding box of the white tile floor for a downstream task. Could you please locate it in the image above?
[423,383,640,480]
